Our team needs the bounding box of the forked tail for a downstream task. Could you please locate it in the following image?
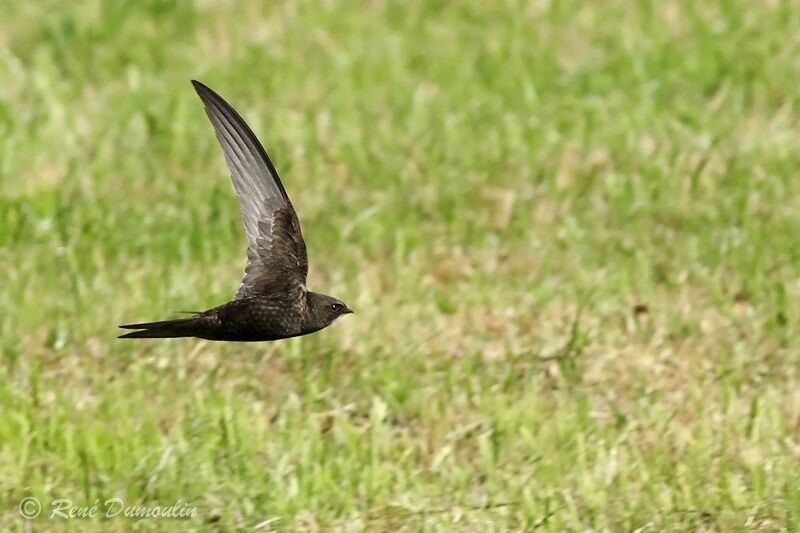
[118,316,204,339]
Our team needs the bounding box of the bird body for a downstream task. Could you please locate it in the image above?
[119,81,352,342]
[120,292,342,341]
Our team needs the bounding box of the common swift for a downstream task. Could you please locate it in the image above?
[119,81,353,341]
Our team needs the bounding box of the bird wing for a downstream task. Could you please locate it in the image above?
[192,80,308,299]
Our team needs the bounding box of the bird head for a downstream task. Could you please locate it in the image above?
[306,292,354,331]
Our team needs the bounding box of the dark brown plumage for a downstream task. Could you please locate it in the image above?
[119,81,352,341]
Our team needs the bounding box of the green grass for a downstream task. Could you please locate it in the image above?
[1,0,799,530]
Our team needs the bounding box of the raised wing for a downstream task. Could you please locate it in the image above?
[192,80,308,299]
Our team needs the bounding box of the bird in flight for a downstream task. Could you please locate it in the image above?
[119,80,353,341]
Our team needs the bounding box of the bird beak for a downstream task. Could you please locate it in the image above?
[344,307,354,314]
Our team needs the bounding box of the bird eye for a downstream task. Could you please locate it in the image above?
[330,303,342,312]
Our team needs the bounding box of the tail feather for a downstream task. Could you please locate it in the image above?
[118,316,202,339]
[118,329,186,339]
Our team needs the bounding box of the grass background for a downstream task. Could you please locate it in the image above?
[1,0,799,530]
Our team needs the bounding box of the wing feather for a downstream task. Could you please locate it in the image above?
[191,80,308,299]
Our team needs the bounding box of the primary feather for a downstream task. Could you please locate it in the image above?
[191,80,308,300]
